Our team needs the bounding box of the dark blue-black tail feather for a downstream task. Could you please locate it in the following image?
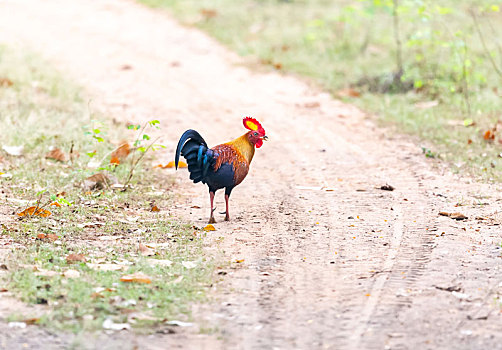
[175,129,217,184]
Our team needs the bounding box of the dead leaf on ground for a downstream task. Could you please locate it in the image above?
[45,148,66,162]
[120,272,152,284]
[191,205,201,209]
[0,77,14,87]
[336,88,361,98]
[36,233,58,241]
[66,253,86,263]
[156,161,187,169]
[483,130,495,141]
[84,173,111,190]
[302,102,321,109]
[234,258,245,263]
[18,207,52,218]
[110,141,130,165]
[150,205,160,212]
[439,211,468,220]
[203,224,216,231]
[139,243,156,257]
[380,184,395,191]
[200,8,218,19]
[23,318,39,325]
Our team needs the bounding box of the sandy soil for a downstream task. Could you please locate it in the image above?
[0,0,501,349]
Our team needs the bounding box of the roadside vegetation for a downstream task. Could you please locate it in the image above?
[0,46,216,333]
[141,0,502,181]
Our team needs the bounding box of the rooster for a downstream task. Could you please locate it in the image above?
[175,117,267,223]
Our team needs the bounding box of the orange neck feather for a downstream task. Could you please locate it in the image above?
[226,133,255,164]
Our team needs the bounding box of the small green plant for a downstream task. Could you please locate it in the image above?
[421,146,438,159]
[123,119,165,187]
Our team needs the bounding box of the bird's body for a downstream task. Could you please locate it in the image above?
[175,117,267,223]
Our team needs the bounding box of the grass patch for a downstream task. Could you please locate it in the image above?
[0,46,217,332]
[140,0,502,181]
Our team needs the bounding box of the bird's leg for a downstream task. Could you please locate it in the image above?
[208,191,216,224]
[224,194,230,221]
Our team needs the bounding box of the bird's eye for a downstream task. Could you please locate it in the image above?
[253,132,258,136]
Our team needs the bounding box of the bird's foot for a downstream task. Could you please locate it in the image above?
[224,215,230,222]
[208,216,216,224]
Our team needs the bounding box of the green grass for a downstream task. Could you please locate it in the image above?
[139,0,502,181]
[0,46,218,332]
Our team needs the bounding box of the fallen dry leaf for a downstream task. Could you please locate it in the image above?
[66,253,86,264]
[200,8,218,19]
[336,88,361,98]
[150,205,160,212]
[120,272,152,284]
[139,243,156,257]
[47,233,58,241]
[160,160,187,169]
[234,259,245,263]
[203,224,216,231]
[380,184,395,191]
[484,130,495,141]
[45,148,66,162]
[23,318,39,325]
[84,173,110,190]
[18,207,51,218]
[110,141,130,165]
[439,212,468,220]
[50,202,61,207]
[303,102,321,109]
[0,77,14,87]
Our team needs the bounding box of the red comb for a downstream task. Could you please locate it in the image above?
[243,117,265,135]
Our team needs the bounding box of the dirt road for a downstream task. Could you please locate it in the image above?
[1,0,501,349]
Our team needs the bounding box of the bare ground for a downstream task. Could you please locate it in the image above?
[0,0,501,349]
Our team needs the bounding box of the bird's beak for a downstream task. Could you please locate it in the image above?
[262,135,268,141]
